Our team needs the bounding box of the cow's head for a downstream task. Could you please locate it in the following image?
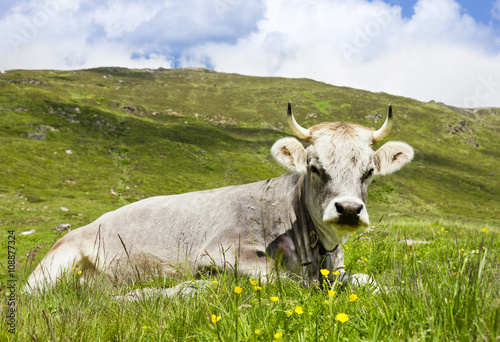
[272,102,414,250]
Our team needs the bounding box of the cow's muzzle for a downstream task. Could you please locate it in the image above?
[335,201,363,225]
[323,197,369,229]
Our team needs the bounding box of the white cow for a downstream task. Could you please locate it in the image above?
[26,102,413,294]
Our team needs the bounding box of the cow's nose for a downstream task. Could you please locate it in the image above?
[335,201,363,225]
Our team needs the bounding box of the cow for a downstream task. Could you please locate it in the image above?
[25,102,414,295]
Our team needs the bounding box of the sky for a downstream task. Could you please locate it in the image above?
[0,0,499,108]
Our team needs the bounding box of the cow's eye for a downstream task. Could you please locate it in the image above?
[364,168,374,180]
[310,165,321,175]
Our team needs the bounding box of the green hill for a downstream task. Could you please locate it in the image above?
[1,67,499,266]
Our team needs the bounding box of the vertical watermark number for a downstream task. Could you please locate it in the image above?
[6,230,17,334]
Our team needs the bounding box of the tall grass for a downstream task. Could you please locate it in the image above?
[3,220,499,341]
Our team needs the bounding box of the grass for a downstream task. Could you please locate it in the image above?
[2,219,499,341]
[0,67,499,340]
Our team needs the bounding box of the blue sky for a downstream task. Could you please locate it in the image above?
[393,0,498,24]
[1,0,499,107]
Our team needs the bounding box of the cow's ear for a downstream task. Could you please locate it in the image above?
[271,137,307,173]
[373,141,414,176]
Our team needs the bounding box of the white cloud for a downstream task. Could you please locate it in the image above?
[0,0,499,107]
[0,0,263,70]
[494,0,500,21]
[92,0,163,38]
[182,0,500,107]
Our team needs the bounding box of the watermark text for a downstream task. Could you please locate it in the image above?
[6,230,17,334]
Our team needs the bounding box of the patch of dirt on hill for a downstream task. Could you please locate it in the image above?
[446,120,479,147]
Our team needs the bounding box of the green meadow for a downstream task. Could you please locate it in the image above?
[0,68,499,341]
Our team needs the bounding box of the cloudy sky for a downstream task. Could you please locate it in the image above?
[1,0,499,108]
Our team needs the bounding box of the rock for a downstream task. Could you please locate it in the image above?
[463,139,479,147]
[39,125,58,132]
[365,113,382,122]
[55,224,71,232]
[27,131,46,140]
[65,107,81,114]
[165,109,183,117]
[400,239,430,246]
[121,105,136,112]
[446,120,472,135]
[446,120,479,147]
[20,229,36,236]
[60,207,69,212]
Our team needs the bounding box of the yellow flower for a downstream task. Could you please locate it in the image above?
[482,227,490,233]
[254,329,261,335]
[274,332,283,340]
[211,314,221,324]
[234,286,243,294]
[328,290,336,297]
[349,294,358,302]
[71,267,75,270]
[212,280,218,284]
[336,313,349,323]
[270,296,279,302]
[294,306,304,315]
[285,311,293,317]
[250,280,258,286]
[142,326,148,330]
[254,286,262,291]
[77,270,82,275]
[320,269,330,276]
[332,271,340,275]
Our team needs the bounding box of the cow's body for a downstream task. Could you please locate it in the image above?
[26,103,414,293]
[29,173,343,288]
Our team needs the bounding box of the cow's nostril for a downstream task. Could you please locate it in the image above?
[335,202,344,214]
[356,206,362,215]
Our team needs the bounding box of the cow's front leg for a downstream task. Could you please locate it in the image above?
[338,272,380,293]
[115,280,210,301]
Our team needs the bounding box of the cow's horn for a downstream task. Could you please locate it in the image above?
[373,105,393,143]
[287,101,311,141]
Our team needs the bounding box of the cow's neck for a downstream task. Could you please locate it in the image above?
[283,174,341,279]
[297,175,349,251]
[288,174,338,262]
[267,173,345,274]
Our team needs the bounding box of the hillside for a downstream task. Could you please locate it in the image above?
[0,67,499,251]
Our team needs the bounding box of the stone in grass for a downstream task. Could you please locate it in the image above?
[55,224,71,233]
[401,239,430,246]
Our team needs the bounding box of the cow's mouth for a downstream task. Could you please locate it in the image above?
[338,215,361,226]
[335,222,365,232]
[325,220,364,232]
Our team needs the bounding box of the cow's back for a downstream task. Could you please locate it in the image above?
[77,174,300,276]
